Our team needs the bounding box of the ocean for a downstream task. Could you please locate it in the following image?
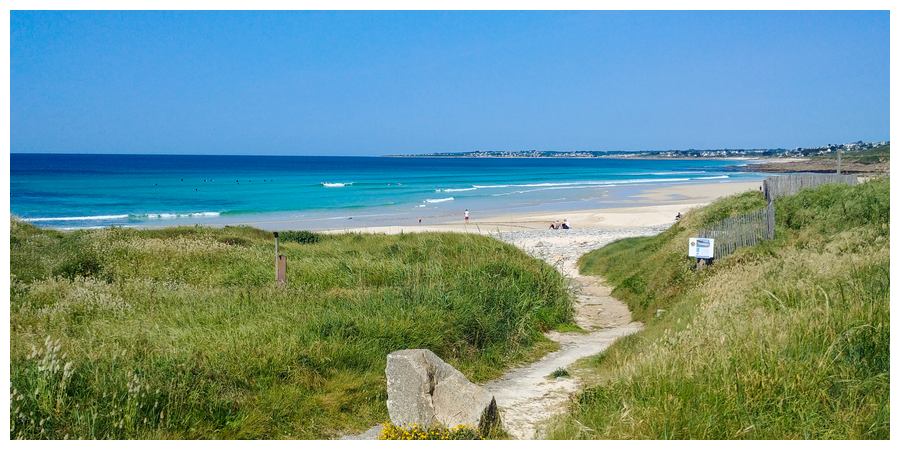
[10,153,765,230]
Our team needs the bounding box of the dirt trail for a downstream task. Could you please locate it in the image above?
[342,271,639,441]
[343,228,663,440]
[476,230,663,439]
[482,272,642,439]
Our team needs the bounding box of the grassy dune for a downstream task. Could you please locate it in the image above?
[10,225,573,439]
[548,177,889,439]
[813,144,890,164]
[745,144,890,175]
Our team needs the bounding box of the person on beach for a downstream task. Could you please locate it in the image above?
[562,219,570,229]
[465,209,469,224]
[549,219,560,229]
[675,212,682,221]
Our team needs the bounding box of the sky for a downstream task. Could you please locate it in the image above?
[8,9,891,156]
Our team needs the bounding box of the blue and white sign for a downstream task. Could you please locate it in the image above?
[689,238,715,259]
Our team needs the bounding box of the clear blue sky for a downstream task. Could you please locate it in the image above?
[10,10,890,156]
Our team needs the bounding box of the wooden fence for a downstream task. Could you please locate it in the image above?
[698,203,774,261]
[697,173,857,262]
[764,173,857,201]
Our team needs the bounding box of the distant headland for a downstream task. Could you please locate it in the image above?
[387,140,889,160]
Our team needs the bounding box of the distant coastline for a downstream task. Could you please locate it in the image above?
[385,140,889,161]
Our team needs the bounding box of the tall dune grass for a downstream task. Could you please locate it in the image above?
[10,224,572,439]
[547,177,889,439]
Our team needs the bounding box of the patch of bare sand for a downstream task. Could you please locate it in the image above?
[318,180,761,235]
[570,274,632,330]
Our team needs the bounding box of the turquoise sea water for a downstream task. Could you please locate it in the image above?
[10,154,765,230]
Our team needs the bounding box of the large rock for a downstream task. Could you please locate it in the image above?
[385,349,499,432]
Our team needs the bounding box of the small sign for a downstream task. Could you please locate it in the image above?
[689,238,715,259]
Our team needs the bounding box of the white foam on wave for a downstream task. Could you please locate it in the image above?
[23,214,130,222]
[473,182,578,190]
[322,182,350,187]
[57,226,128,231]
[437,187,477,193]
[24,211,222,222]
[651,171,705,175]
[597,177,692,185]
[484,182,584,188]
[485,176,736,198]
[478,177,695,194]
[474,177,694,190]
[491,185,613,197]
[142,212,221,219]
[425,197,455,204]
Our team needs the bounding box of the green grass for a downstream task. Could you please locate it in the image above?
[547,176,889,439]
[576,190,768,322]
[812,144,890,164]
[9,223,574,439]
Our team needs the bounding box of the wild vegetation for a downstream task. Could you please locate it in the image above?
[744,144,890,175]
[378,422,485,440]
[548,176,889,439]
[9,224,573,439]
[813,144,890,164]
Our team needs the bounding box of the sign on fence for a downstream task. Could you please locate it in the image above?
[692,174,855,265]
[689,238,715,259]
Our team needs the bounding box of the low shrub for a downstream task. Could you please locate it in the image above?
[216,235,252,247]
[54,249,104,280]
[378,423,483,440]
[278,230,322,244]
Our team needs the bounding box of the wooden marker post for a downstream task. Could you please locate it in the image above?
[837,147,842,174]
[277,255,287,286]
[274,232,286,286]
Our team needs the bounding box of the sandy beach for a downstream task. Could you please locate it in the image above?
[309,180,762,235]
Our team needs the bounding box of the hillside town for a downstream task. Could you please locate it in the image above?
[398,141,889,159]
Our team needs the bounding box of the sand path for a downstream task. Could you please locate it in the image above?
[341,226,663,440]
[482,232,649,440]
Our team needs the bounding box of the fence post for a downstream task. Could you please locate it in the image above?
[837,147,841,174]
[274,232,286,286]
[766,200,775,240]
[277,255,287,286]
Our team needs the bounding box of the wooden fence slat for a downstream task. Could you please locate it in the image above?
[700,173,856,262]
[700,205,769,260]
[765,173,857,201]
